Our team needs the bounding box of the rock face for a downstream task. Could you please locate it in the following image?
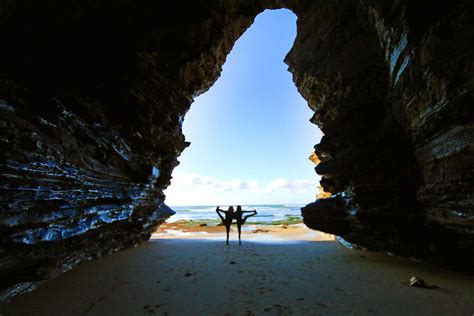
[296,0,474,271]
[0,0,472,301]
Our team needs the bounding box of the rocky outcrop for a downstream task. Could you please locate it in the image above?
[308,152,321,165]
[0,0,472,302]
[0,0,263,301]
[309,152,331,199]
[297,0,473,271]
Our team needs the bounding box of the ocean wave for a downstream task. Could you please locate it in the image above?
[166,204,304,225]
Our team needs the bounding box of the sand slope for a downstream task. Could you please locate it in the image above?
[1,239,473,315]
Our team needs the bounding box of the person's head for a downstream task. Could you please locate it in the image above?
[228,206,234,213]
[236,205,242,212]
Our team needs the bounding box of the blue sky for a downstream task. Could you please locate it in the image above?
[165,9,323,206]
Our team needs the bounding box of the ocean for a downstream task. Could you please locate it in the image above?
[167,204,306,225]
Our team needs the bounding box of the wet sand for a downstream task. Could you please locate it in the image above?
[153,221,336,242]
[1,234,473,315]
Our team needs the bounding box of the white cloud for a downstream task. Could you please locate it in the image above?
[269,177,314,192]
[166,172,314,194]
[170,173,263,192]
[164,172,318,205]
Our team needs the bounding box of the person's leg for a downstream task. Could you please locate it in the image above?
[225,224,230,245]
[242,213,255,225]
[237,223,242,245]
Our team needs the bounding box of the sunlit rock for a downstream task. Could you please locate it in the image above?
[316,185,331,199]
[309,151,320,165]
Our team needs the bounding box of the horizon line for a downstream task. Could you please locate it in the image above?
[166,203,310,207]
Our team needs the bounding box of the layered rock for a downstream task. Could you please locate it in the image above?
[296,0,473,270]
[0,0,472,302]
[0,0,263,301]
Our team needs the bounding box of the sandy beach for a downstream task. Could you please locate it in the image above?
[153,221,336,242]
[1,226,473,315]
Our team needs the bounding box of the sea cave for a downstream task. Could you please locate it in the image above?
[0,0,473,314]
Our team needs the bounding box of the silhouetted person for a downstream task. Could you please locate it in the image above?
[234,205,257,245]
[216,206,234,245]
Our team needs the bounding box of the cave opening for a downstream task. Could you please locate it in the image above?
[1,0,473,311]
[158,9,325,241]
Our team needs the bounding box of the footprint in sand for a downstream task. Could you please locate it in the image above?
[272,304,292,315]
[263,304,291,315]
[143,305,156,315]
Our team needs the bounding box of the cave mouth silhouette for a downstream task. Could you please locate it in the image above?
[166,9,321,206]
[160,9,325,241]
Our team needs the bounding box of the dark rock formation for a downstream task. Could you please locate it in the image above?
[0,0,472,302]
[298,0,474,271]
[0,0,268,301]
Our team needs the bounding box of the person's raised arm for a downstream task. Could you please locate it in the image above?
[216,206,225,221]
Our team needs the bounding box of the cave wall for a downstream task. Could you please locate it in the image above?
[0,0,472,302]
[296,0,473,270]
[0,0,266,301]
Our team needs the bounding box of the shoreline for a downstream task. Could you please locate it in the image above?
[153,220,336,242]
